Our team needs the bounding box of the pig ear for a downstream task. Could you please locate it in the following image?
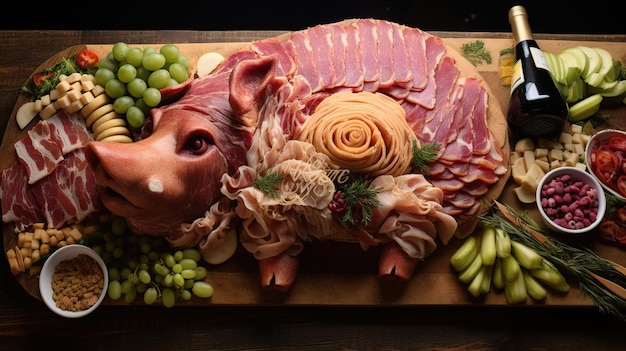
[229,55,277,128]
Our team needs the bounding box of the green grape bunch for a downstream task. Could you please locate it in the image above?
[86,216,214,308]
[94,42,190,132]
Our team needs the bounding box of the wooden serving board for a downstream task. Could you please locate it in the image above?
[3,32,626,307]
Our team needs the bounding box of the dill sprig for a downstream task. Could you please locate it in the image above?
[253,171,284,199]
[461,40,493,66]
[482,202,626,321]
[412,140,440,174]
[337,178,380,226]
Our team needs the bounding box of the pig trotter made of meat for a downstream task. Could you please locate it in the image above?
[258,253,299,292]
[378,241,419,281]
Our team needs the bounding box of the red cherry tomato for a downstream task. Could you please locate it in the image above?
[595,149,619,176]
[32,72,55,87]
[76,49,99,70]
[609,136,626,153]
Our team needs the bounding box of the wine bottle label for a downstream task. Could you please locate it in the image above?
[510,47,552,95]
[531,47,551,72]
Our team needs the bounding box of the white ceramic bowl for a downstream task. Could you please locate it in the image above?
[536,166,606,235]
[39,244,108,318]
[585,128,626,202]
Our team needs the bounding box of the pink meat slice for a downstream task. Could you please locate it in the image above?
[63,149,101,222]
[251,38,296,77]
[290,31,324,92]
[391,24,412,86]
[306,24,336,89]
[343,22,364,89]
[402,26,427,91]
[31,159,79,229]
[354,19,380,91]
[375,19,396,88]
[1,161,43,231]
[15,121,63,184]
[47,111,92,154]
[416,56,460,144]
[405,35,446,109]
[325,23,347,87]
[470,89,491,155]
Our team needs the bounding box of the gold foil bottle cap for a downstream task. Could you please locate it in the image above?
[508,5,533,42]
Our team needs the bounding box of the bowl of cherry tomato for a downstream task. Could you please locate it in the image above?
[585,128,626,202]
[536,166,606,235]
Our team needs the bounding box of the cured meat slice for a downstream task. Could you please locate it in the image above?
[401,26,427,91]
[306,24,336,88]
[415,56,460,144]
[1,161,43,231]
[354,19,380,91]
[290,31,324,92]
[343,22,364,89]
[375,19,396,88]
[63,149,101,222]
[13,112,92,185]
[324,23,347,87]
[31,158,79,229]
[15,120,64,184]
[251,38,296,77]
[47,111,92,154]
[391,24,412,86]
[405,35,446,109]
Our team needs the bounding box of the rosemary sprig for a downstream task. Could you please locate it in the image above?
[412,140,440,174]
[482,202,626,321]
[253,171,284,199]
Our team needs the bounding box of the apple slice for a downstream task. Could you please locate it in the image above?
[15,101,38,129]
[593,47,617,82]
[561,47,589,78]
[568,93,603,121]
[544,52,565,85]
[557,51,582,86]
[577,46,603,81]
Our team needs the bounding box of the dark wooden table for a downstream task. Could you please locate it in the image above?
[2,29,626,351]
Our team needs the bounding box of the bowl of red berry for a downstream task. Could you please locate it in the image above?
[536,166,606,235]
[585,128,626,202]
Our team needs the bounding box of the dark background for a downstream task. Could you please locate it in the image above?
[2,1,626,34]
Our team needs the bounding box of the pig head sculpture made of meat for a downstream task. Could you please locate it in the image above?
[85,19,509,292]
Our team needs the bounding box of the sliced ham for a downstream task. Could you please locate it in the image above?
[354,19,380,91]
[405,35,446,109]
[251,38,296,77]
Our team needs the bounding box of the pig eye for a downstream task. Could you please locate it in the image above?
[184,135,212,155]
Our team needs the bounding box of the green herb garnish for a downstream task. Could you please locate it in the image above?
[21,55,84,99]
[253,171,285,199]
[412,140,440,174]
[461,40,493,66]
[337,178,380,226]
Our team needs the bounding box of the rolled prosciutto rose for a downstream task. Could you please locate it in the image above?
[296,91,416,178]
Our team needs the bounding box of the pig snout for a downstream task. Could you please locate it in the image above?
[84,115,230,236]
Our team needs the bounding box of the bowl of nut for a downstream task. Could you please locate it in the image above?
[39,244,108,318]
[536,166,606,235]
